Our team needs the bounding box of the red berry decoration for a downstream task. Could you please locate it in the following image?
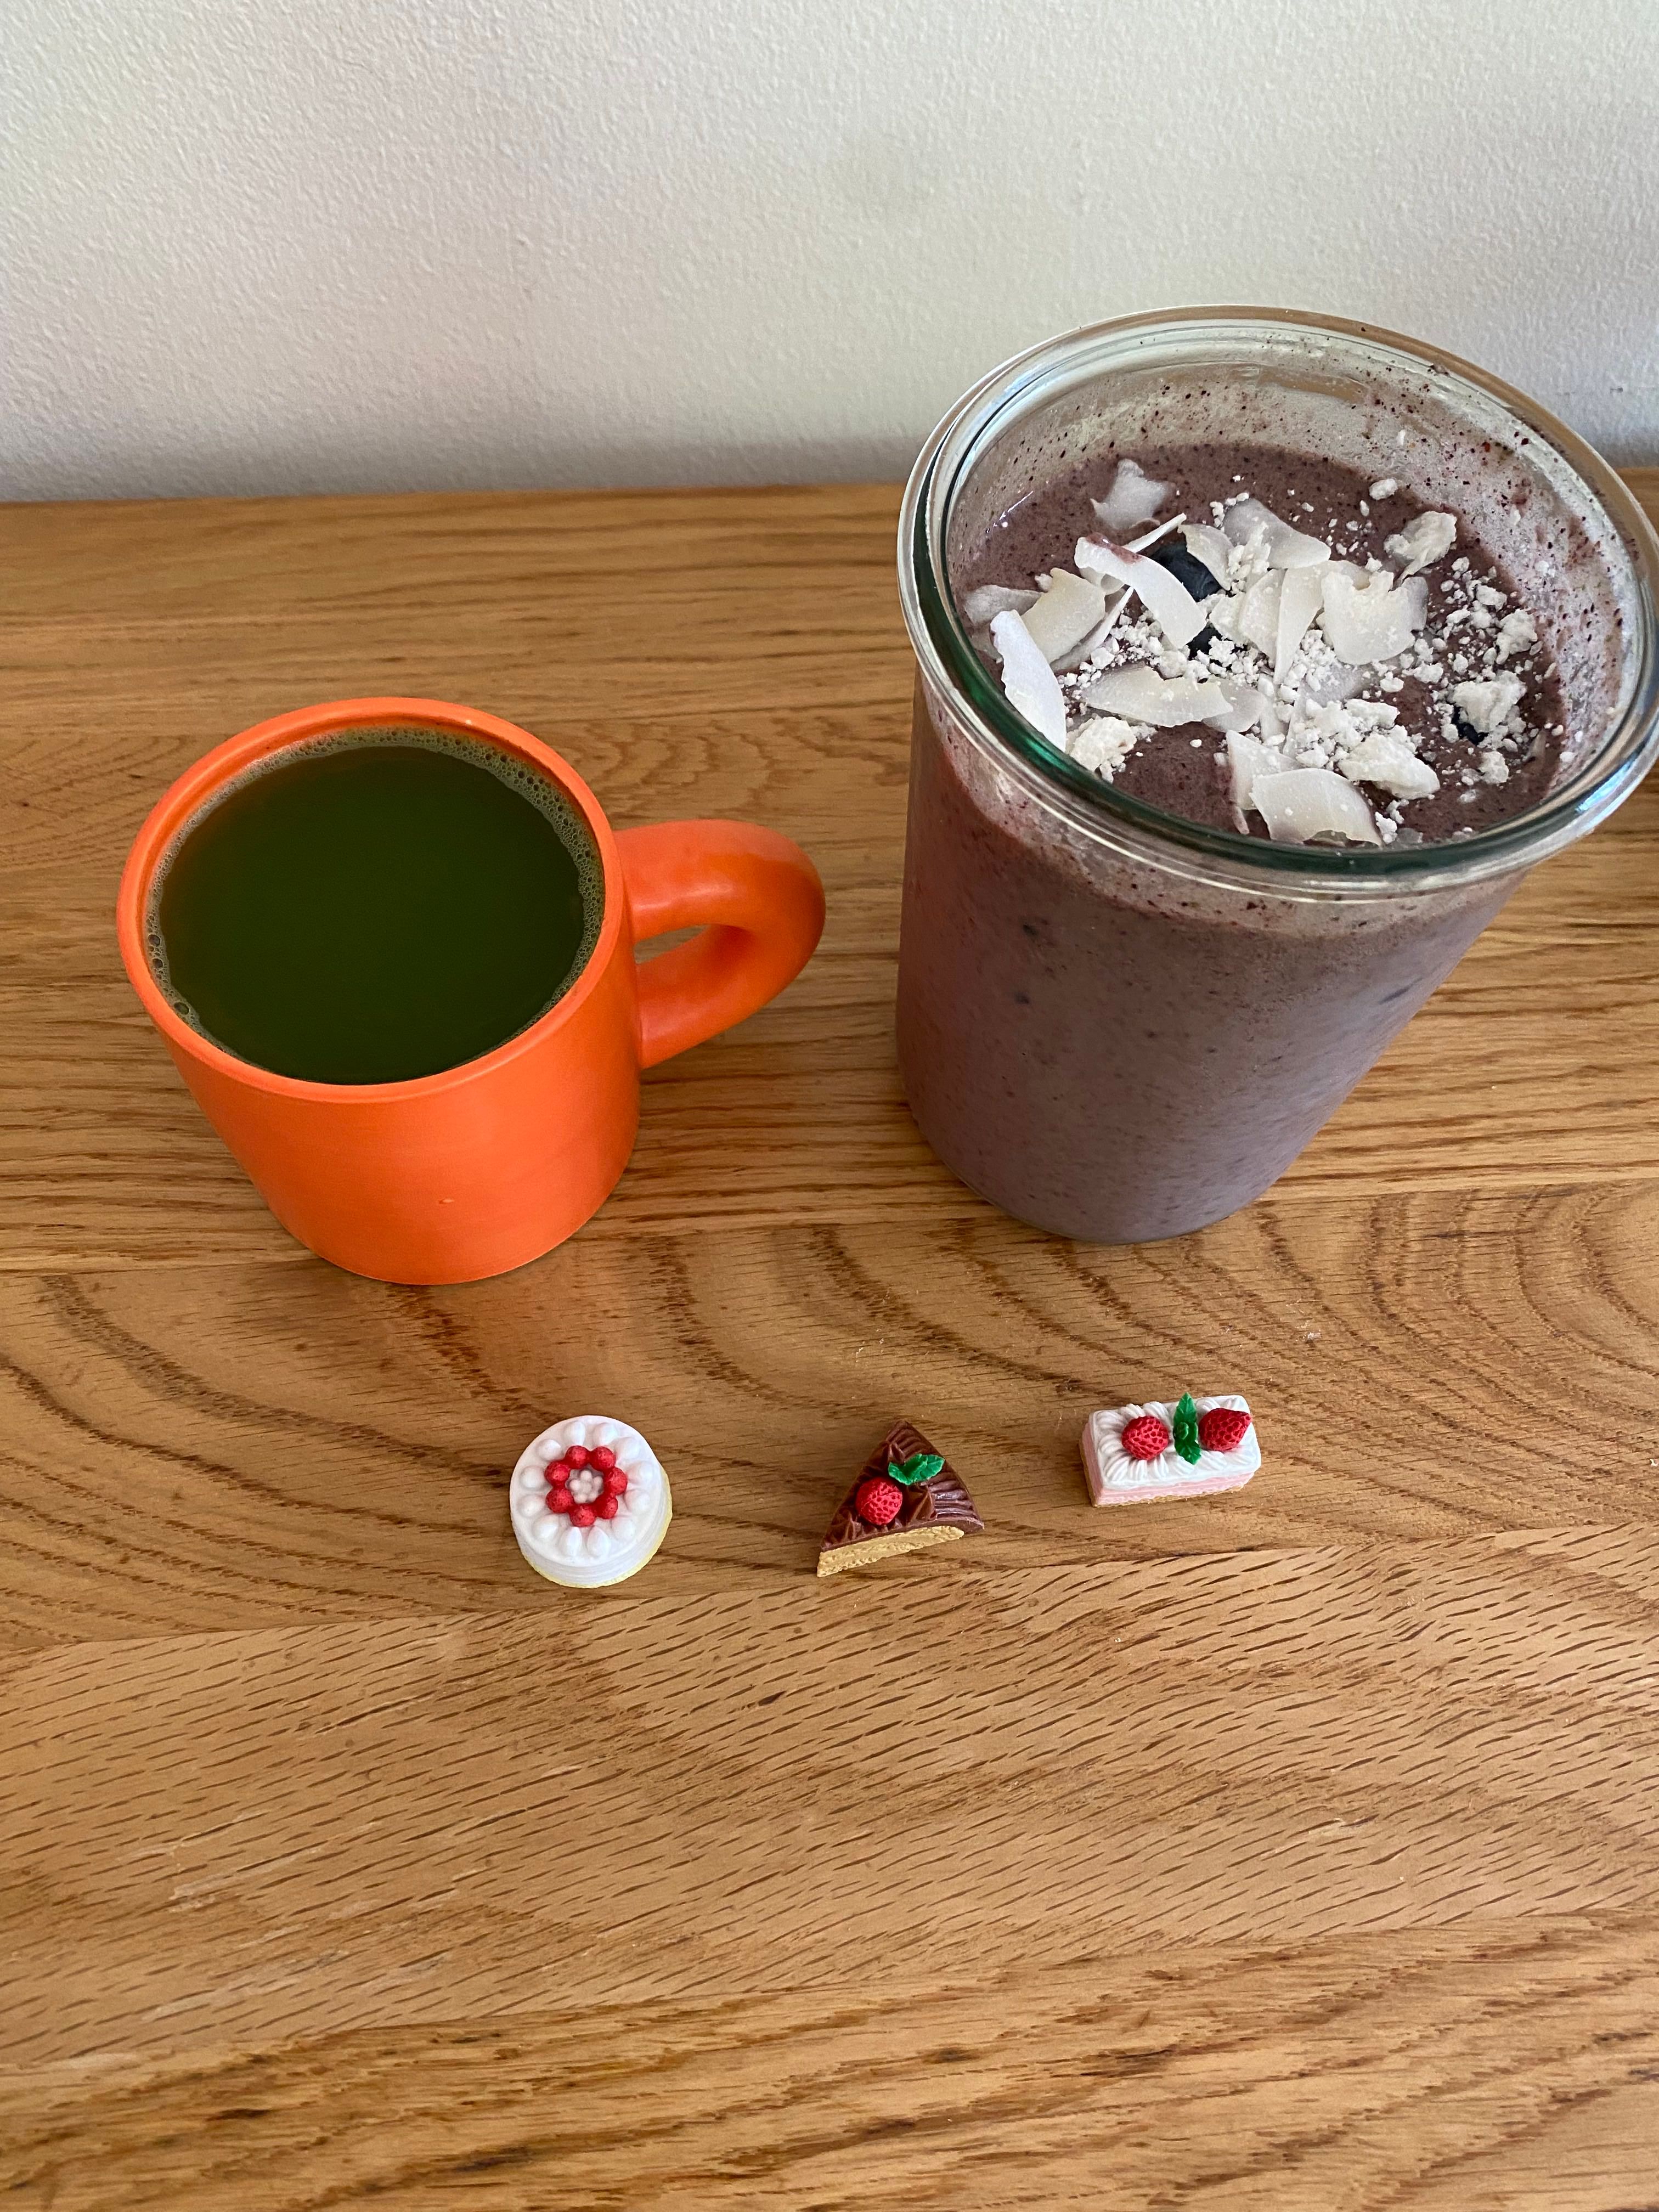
[1197,1407,1252,1454]
[543,1443,634,1527]
[1121,1415,1172,1462]
[854,1475,904,1527]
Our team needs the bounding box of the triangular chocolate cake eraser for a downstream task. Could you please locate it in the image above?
[816,1419,983,1577]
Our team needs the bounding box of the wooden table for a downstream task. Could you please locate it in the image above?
[3,477,1658,2208]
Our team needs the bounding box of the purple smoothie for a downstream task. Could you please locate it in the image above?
[896,317,1644,1243]
[899,686,1512,1240]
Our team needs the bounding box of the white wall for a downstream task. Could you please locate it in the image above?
[6,0,1657,501]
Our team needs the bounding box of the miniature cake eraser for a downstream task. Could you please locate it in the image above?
[510,1416,672,1588]
[1082,1395,1259,1505]
[817,1419,983,1576]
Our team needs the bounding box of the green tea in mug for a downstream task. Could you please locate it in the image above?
[149,726,603,1084]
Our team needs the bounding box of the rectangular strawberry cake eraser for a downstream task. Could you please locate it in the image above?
[1082,1395,1259,1505]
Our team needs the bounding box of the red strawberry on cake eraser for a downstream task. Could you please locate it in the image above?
[1081,1394,1259,1505]
[1197,1406,1252,1454]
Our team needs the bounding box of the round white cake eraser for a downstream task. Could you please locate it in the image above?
[509,1416,672,1590]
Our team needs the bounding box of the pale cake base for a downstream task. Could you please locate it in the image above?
[1086,1469,1255,1505]
[817,1523,965,1576]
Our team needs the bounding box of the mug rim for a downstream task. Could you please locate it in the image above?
[115,695,628,1102]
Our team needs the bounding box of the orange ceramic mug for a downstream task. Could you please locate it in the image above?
[116,697,825,1283]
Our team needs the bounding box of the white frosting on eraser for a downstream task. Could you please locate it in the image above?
[1081,1396,1260,1505]
[510,1415,672,1588]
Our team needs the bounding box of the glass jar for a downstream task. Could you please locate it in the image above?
[896,308,1659,1242]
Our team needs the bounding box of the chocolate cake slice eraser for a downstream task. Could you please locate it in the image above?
[817,1420,983,1576]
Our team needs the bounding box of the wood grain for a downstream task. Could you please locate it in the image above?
[2,1181,1659,1654]
[7,1918,1656,2210]
[1,475,1657,2205]
[3,1532,1658,2047]
[3,1538,1659,2201]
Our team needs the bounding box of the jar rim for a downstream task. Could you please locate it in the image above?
[897,306,1659,897]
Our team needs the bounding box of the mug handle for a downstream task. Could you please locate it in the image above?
[616,821,825,1070]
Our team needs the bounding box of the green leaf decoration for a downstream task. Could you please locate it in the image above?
[1171,1394,1202,1465]
[889,1452,945,1486]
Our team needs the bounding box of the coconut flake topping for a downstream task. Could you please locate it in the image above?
[1074,537,1209,647]
[966,455,1548,846]
[989,610,1068,747]
[1092,458,1172,537]
[1385,511,1458,577]
[1020,570,1108,664]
